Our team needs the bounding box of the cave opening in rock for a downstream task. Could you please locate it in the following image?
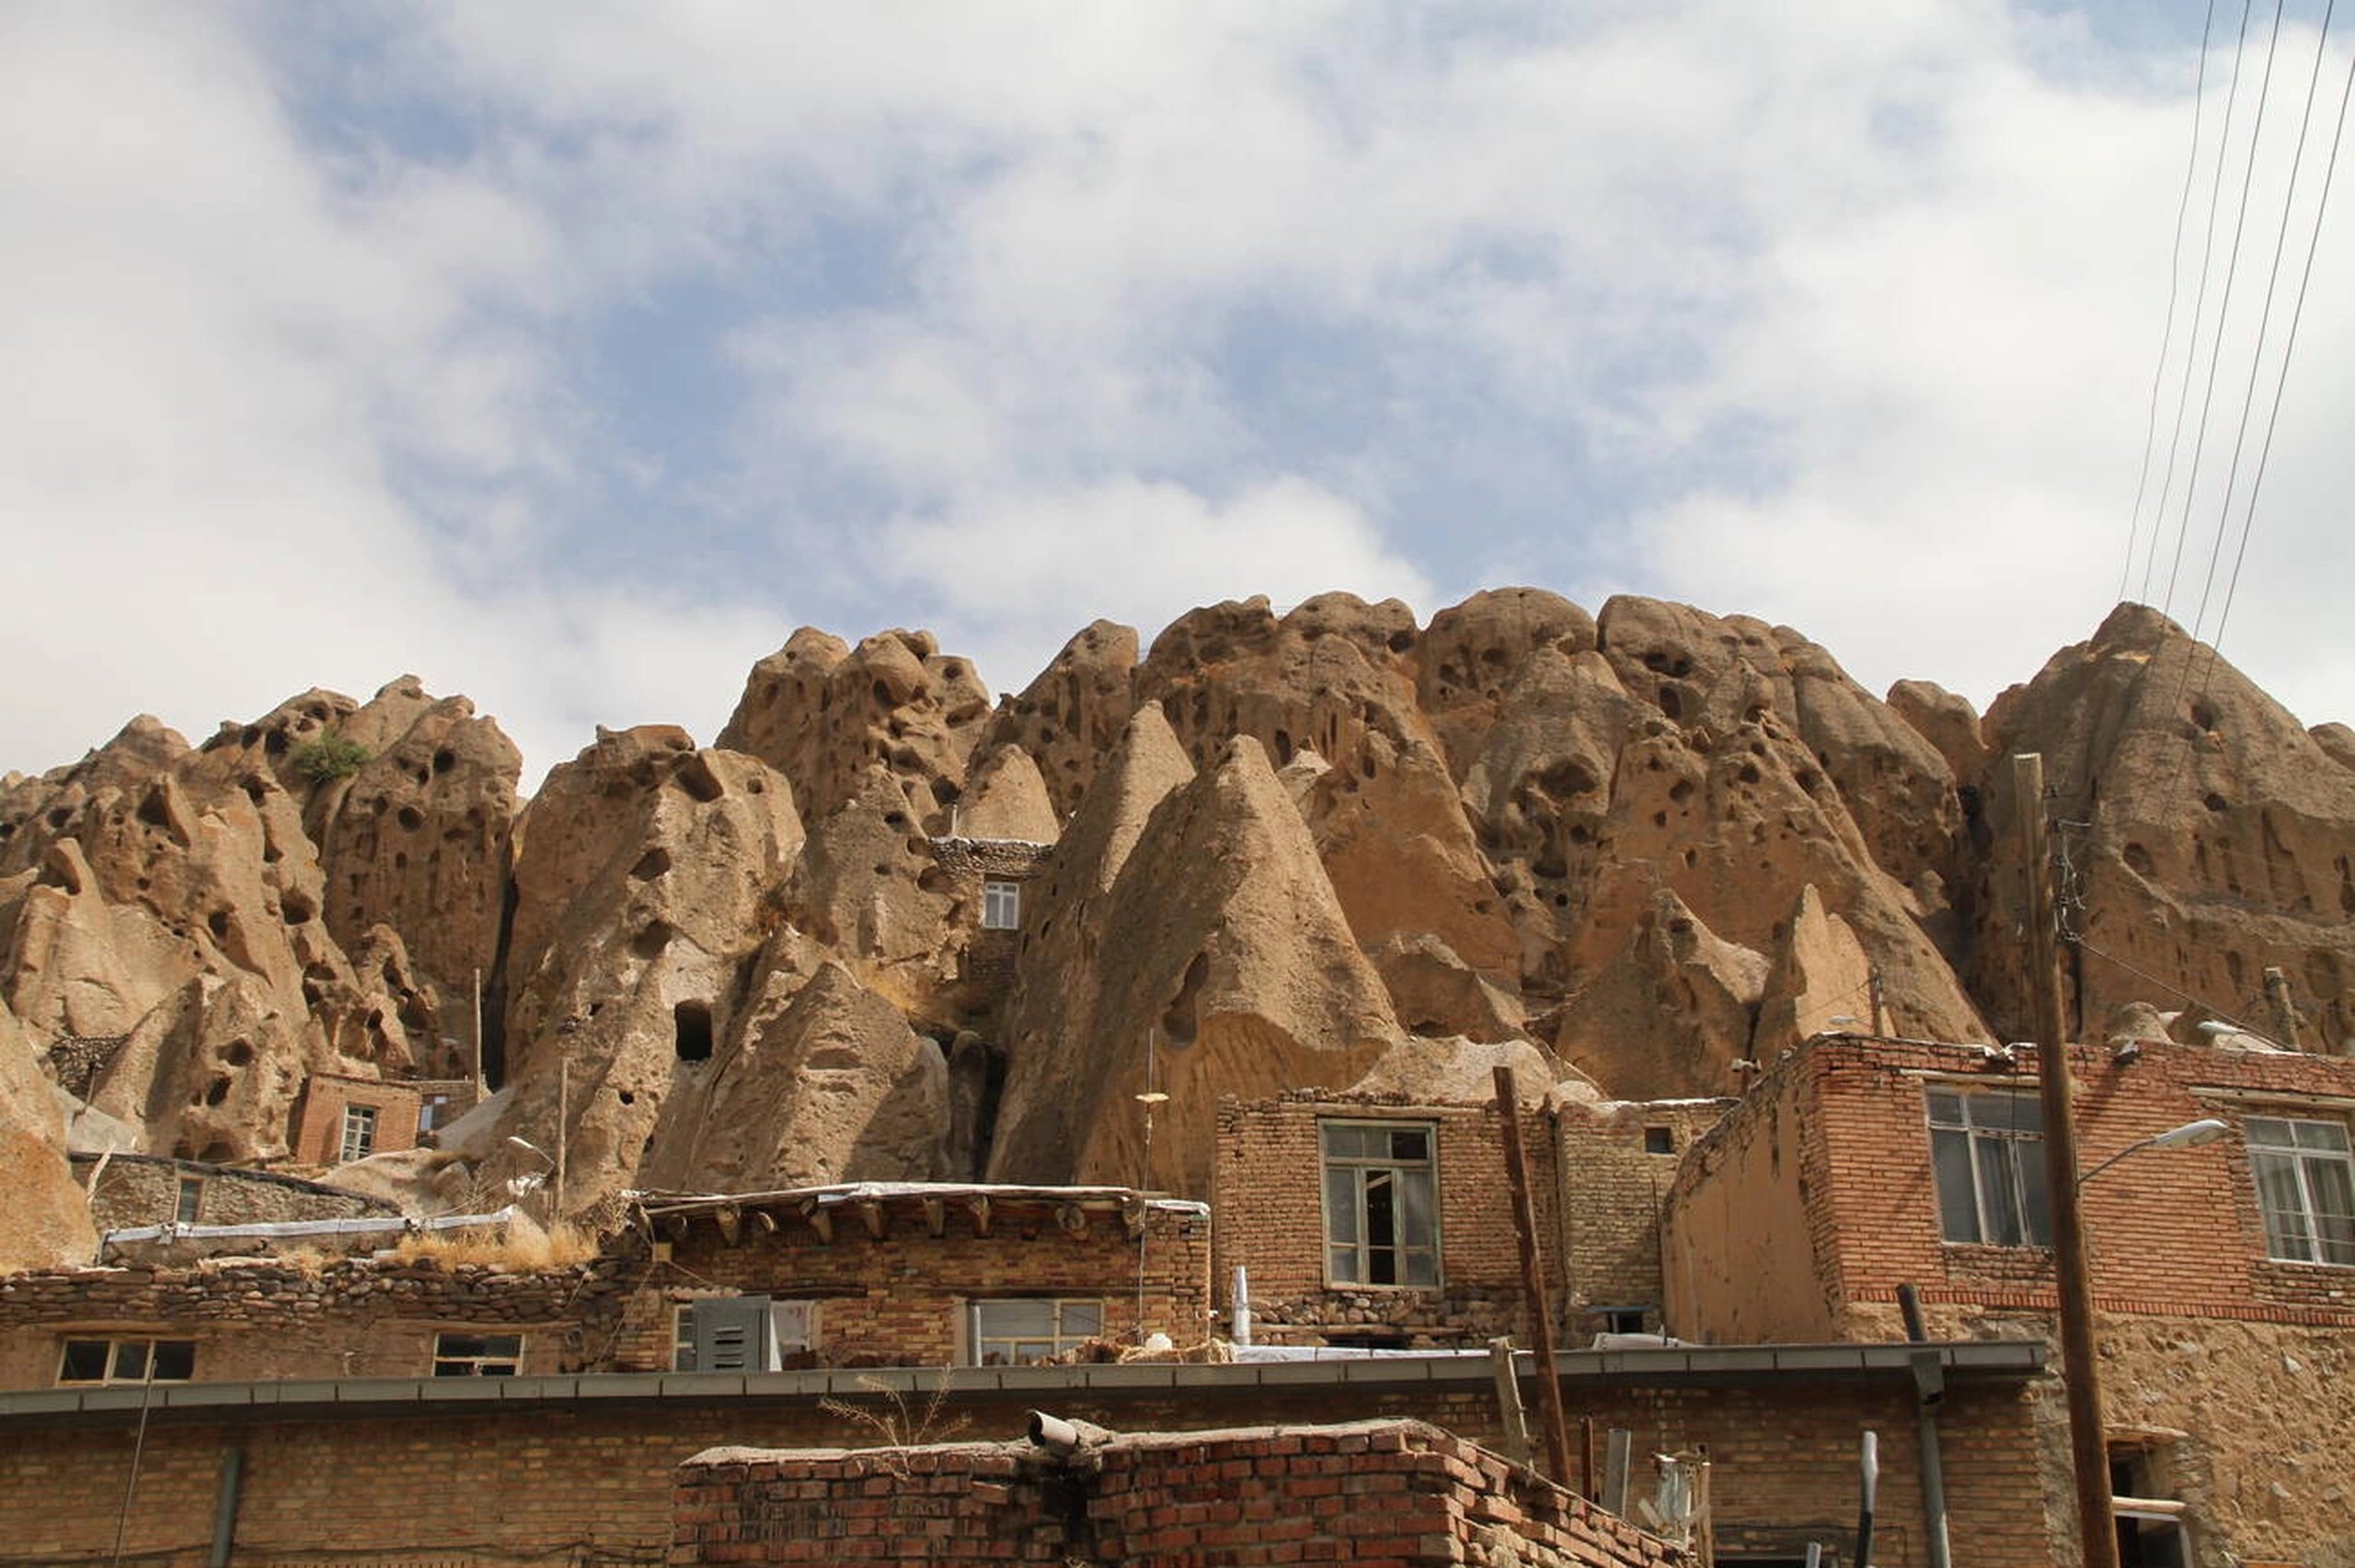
[674,1001,715,1063]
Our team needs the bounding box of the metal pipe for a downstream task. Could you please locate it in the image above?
[1897,1286,1953,1568]
[208,1448,245,1568]
[1855,1429,1878,1568]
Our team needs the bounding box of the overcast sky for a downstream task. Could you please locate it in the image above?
[5,2,2349,791]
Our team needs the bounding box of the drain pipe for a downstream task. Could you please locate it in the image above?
[208,1448,246,1568]
[1027,1412,1113,1458]
[1898,1285,1955,1568]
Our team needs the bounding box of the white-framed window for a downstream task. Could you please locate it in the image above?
[431,1333,523,1378]
[1321,1120,1440,1287]
[982,879,1022,931]
[339,1103,378,1163]
[58,1338,196,1386]
[2246,1116,2355,1265]
[967,1299,1103,1366]
[1927,1086,2051,1247]
[174,1176,204,1225]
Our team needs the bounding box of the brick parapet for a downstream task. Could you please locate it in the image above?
[671,1420,1694,1567]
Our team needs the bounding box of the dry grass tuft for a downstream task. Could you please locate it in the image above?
[387,1214,598,1269]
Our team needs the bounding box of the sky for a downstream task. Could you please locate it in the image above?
[4,1,2350,792]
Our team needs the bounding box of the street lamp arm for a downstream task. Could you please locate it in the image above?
[2076,1119,2228,1187]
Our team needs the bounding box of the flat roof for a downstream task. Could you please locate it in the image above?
[0,1342,2043,1428]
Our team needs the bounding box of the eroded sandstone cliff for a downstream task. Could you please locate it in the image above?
[1,595,2346,1254]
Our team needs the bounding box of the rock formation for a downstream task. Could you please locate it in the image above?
[0,593,2345,1226]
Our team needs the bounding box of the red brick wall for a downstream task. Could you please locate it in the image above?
[671,1420,1692,1567]
[288,1073,422,1166]
[1214,1094,1567,1346]
[1669,1036,2355,1334]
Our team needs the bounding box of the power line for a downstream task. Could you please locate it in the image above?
[2160,0,2287,622]
[2184,0,2341,650]
[2120,0,2222,603]
[2142,0,2257,604]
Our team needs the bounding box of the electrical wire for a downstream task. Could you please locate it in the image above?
[2184,0,2339,650]
[2142,0,2260,603]
[2120,0,2223,602]
[2160,0,2288,622]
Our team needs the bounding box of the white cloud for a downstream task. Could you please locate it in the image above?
[6,0,2349,806]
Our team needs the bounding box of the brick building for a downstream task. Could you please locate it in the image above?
[1663,1031,2355,1565]
[626,1181,1213,1368]
[1213,1091,1729,1348]
[288,1070,424,1167]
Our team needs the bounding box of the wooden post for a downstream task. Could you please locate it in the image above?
[470,967,487,1097]
[1868,967,1889,1037]
[1493,1065,1577,1491]
[555,1055,569,1219]
[1488,1337,1533,1468]
[2014,752,2119,1568]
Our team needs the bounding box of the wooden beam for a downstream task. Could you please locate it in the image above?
[798,1199,833,1244]
[1055,1202,1086,1236]
[967,1196,993,1238]
[1121,1196,1149,1241]
[856,1199,886,1241]
[923,1197,947,1238]
[661,1214,688,1242]
[715,1204,741,1246]
[751,1209,777,1235]
[1493,1064,1576,1492]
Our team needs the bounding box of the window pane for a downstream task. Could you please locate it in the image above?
[1324,1166,1359,1245]
[1060,1302,1102,1338]
[2296,1119,2351,1153]
[1933,1127,1981,1242]
[977,1300,1054,1338]
[2254,1152,2312,1260]
[1390,1127,1430,1162]
[1980,1092,2040,1136]
[59,1342,109,1382]
[1976,1138,2023,1247]
[2246,1117,2295,1150]
[150,1342,195,1381]
[2304,1154,2355,1265]
[2016,1142,2053,1247]
[1926,1088,1963,1127]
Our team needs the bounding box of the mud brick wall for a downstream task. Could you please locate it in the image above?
[615,1198,1212,1369]
[1554,1100,1732,1335]
[670,1421,1692,1567]
[925,837,1050,989]
[73,1153,397,1233]
[0,1254,634,1387]
[1214,1093,1564,1347]
[0,1372,2051,1567]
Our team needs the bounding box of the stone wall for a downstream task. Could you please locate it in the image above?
[925,836,1051,990]
[1214,1093,1563,1347]
[72,1152,398,1233]
[670,1420,1692,1567]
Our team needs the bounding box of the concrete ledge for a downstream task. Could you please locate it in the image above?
[0,1342,2045,1427]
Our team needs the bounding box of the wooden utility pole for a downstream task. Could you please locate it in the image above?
[555,1055,569,1219]
[1492,1065,1577,1491]
[2013,752,2118,1568]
